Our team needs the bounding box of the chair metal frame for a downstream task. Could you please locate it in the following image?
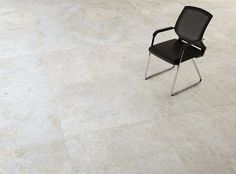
[145,27,203,96]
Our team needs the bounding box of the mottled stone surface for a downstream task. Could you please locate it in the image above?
[0,0,235,173]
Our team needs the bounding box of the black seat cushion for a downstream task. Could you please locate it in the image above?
[149,39,203,65]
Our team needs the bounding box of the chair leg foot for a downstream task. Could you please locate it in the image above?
[145,53,175,80]
[145,65,175,80]
[171,80,202,96]
[170,59,203,96]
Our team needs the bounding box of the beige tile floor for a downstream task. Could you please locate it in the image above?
[0,0,236,173]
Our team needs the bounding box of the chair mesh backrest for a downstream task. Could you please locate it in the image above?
[175,6,213,42]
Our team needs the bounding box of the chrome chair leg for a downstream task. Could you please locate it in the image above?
[145,53,175,80]
[192,59,202,81]
[145,53,151,80]
[171,58,202,96]
[171,65,180,96]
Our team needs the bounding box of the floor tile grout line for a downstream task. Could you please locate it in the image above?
[64,118,156,138]
[153,102,236,174]
[126,0,143,17]
[156,102,236,120]
[37,53,75,174]
[154,119,192,174]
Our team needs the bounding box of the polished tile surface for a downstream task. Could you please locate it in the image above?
[0,0,236,173]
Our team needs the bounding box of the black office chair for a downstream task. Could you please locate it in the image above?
[145,6,213,96]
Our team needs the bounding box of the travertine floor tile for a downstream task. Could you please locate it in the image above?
[54,75,156,135]
[1,0,235,173]
[65,121,188,174]
[156,104,236,174]
[0,54,72,173]
[13,140,72,174]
